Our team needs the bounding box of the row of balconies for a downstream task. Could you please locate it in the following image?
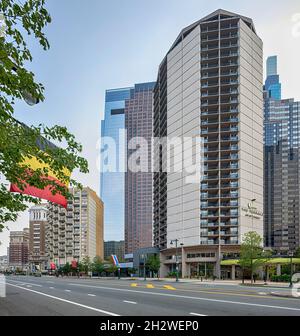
[201,23,238,33]
[201,191,239,199]
[201,32,238,42]
[203,163,239,171]
[201,209,239,217]
[202,71,238,79]
[203,153,239,162]
[201,200,238,207]
[201,219,239,227]
[201,230,239,237]
[202,42,238,51]
[200,239,239,245]
[202,108,238,116]
[201,89,238,98]
[202,172,238,180]
[201,51,238,61]
[201,181,239,189]
[201,126,239,135]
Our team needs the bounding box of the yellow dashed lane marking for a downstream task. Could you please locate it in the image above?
[130,283,138,287]
[146,284,155,289]
[163,285,176,290]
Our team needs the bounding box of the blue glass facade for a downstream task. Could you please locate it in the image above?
[264,56,281,100]
[266,56,277,76]
[100,87,132,241]
[264,56,300,251]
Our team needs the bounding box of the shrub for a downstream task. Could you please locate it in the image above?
[271,274,291,282]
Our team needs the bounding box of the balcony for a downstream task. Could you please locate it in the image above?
[202,54,219,61]
[202,72,219,79]
[202,63,219,70]
[204,156,219,162]
[203,136,219,143]
[204,146,219,153]
[220,33,239,39]
[202,44,219,51]
[202,128,219,135]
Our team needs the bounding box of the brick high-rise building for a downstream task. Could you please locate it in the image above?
[8,228,29,270]
[29,204,48,271]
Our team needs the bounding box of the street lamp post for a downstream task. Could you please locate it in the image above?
[170,239,180,282]
[251,198,256,230]
[289,252,294,288]
[143,254,146,281]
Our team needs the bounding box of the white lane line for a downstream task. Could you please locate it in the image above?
[258,292,268,295]
[65,290,71,292]
[6,283,120,316]
[26,285,32,288]
[88,294,96,297]
[8,280,42,287]
[123,300,137,305]
[49,287,54,289]
[190,312,207,316]
[68,283,300,313]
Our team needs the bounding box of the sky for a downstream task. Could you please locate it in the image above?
[1,0,300,254]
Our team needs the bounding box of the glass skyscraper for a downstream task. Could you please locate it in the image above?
[264,56,300,253]
[264,56,281,100]
[125,82,155,254]
[100,87,131,241]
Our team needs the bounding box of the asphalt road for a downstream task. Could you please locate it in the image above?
[0,276,300,316]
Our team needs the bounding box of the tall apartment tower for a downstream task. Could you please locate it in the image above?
[46,187,104,266]
[8,228,29,270]
[264,56,300,252]
[101,88,131,241]
[125,82,155,254]
[153,9,264,278]
[29,204,48,271]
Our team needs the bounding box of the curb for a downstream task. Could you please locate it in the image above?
[270,291,300,299]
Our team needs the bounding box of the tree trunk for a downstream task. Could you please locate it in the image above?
[251,259,253,284]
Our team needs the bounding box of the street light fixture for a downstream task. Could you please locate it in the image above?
[143,254,147,281]
[251,199,256,230]
[288,251,294,288]
[170,239,183,282]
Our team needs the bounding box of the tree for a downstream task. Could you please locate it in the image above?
[62,262,71,276]
[106,263,118,276]
[92,256,104,276]
[81,256,92,275]
[146,255,161,278]
[295,248,300,258]
[0,0,88,231]
[238,231,270,284]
